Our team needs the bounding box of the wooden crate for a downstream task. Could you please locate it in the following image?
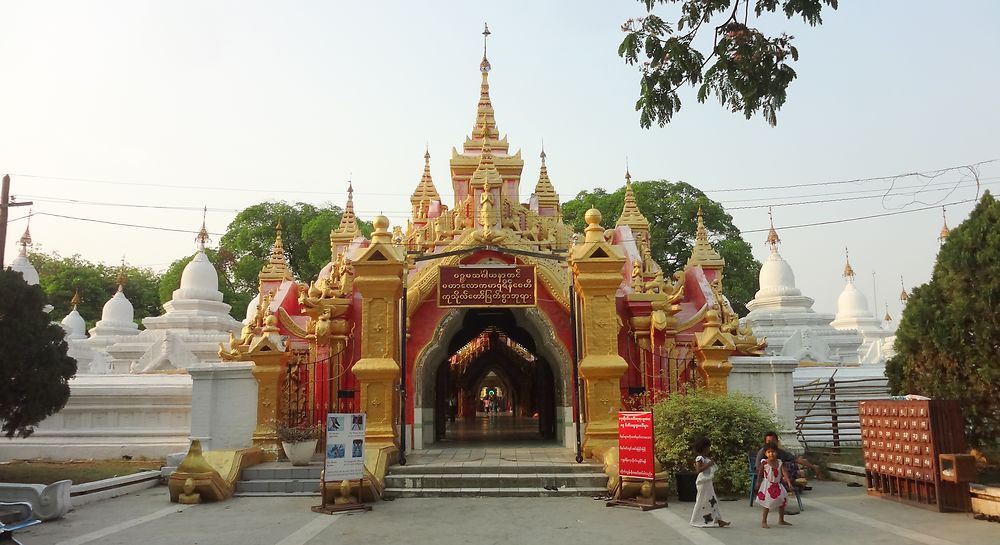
[859,399,971,512]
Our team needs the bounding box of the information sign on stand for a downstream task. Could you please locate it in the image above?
[312,413,371,515]
[606,411,666,511]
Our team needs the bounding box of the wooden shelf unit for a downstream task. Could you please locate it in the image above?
[859,399,970,512]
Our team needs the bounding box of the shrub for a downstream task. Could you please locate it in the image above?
[651,388,780,494]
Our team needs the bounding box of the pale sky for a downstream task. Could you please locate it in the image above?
[2,1,998,320]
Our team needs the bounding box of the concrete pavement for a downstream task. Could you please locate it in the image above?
[17,481,998,545]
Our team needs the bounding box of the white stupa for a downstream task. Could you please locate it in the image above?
[60,290,87,340]
[830,248,890,364]
[59,289,112,374]
[8,223,39,285]
[89,270,141,341]
[104,220,242,373]
[743,215,863,364]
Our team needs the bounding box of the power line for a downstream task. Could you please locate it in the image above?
[728,179,997,211]
[703,159,995,193]
[19,177,993,216]
[32,212,227,236]
[10,158,996,198]
[742,199,975,234]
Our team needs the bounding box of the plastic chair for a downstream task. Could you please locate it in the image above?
[0,501,41,545]
[748,452,759,506]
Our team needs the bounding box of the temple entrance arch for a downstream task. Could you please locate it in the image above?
[412,305,571,448]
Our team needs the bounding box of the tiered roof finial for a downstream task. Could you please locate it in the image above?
[71,287,81,309]
[259,219,293,281]
[884,303,892,323]
[195,206,211,250]
[410,148,441,213]
[843,247,855,280]
[766,206,781,251]
[616,168,649,232]
[336,181,359,234]
[899,275,909,303]
[470,24,499,144]
[938,206,950,244]
[532,143,560,210]
[687,206,725,268]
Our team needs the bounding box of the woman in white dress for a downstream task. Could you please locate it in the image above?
[689,437,731,528]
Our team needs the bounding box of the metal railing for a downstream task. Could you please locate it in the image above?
[794,375,889,448]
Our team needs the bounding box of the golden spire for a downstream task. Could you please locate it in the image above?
[899,275,909,302]
[938,206,950,244]
[195,206,210,250]
[70,287,81,309]
[335,181,359,235]
[843,247,855,280]
[259,220,293,281]
[687,206,725,268]
[480,22,491,73]
[884,303,892,323]
[766,206,781,251]
[532,144,560,210]
[470,24,499,145]
[616,169,650,233]
[469,122,503,191]
[410,147,441,214]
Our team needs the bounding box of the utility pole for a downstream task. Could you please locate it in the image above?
[1,174,34,267]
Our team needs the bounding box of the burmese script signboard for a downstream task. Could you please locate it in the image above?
[438,265,536,308]
[618,411,655,480]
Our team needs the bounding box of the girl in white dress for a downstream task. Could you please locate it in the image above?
[689,437,730,528]
[756,444,795,528]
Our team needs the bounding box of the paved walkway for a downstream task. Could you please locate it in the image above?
[18,481,997,545]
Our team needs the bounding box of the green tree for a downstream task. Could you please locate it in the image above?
[219,201,372,294]
[619,0,837,127]
[158,248,252,321]
[29,252,161,329]
[0,269,78,438]
[886,192,1000,449]
[562,180,759,315]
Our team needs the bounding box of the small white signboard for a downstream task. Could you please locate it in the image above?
[325,413,365,481]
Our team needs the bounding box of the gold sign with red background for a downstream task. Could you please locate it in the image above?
[438,265,537,307]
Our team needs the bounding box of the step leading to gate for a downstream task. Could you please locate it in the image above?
[383,462,608,498]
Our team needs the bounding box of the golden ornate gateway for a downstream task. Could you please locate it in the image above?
[217,28,764,497]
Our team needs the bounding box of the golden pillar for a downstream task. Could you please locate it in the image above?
[350,215,405,448]
[694,309,736,394]
[219,313,290,461]
[631,315,651,389]
[571,208,628,459]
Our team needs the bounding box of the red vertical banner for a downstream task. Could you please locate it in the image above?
[618,411,655,479]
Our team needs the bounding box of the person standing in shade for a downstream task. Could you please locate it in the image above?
[689,436,731,529]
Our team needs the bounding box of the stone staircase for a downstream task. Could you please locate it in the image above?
[234,460,610,498]
[234,462,322,497]
[383,462,609,498]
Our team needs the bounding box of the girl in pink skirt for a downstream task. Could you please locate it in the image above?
[756,444,795,528]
